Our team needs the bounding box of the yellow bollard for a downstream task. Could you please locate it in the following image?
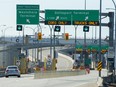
[52,59,57,70]
[44,57,47,70]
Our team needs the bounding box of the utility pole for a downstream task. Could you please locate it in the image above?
[49,25,53,60]
[84,0,87,67]
[39,25,43,62]
[53,25,57,70]
[111,0,116,76]
[99,0,102,77]
[74,26,77,60]
[23,25,25,45]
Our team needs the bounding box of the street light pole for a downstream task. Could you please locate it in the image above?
[84,0,87,68]
[25,26,36,35]
[22,25,25,45]
[74,26,77,60]
[4,27,13,43]
[85,0,86,9]
[0,25,6,38]
[39,25,43,62]
[0,25,6,27]
[40,16,53,61]
[111,0,116,76]
[3,26,12,67]
[25,26,37,62]
[49,25,53,60]
[98,0,102,77]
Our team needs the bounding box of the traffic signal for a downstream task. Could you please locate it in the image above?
[83,26,89,32]
[17,25,22,31]
[87,49,91,54]
[38,32,42,40]
[54,26,61,32]
[101,50,107,54]
[64,33,69,40]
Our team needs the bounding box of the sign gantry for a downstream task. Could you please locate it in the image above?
[45,10,99,25]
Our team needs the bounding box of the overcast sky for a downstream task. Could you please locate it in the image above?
[0,0,115,39]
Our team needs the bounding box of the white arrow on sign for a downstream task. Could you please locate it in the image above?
[85,16,88,21]
[26,19,30,23]
[56,16,59,20]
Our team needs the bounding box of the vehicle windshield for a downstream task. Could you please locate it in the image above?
[7,67,18,70]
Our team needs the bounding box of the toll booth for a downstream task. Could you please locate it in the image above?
[46,55,52,70]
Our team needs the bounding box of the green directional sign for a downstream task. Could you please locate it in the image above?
[73,10,99,25]
[17,5,39,25]
[76,45,108,50]
[45,10,72,25]
[45,10,99,25]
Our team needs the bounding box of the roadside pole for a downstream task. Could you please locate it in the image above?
[49,25,53,61]
[84,0,87,68]
[99,0,102,77]
[22,25,25,49]
[111,0,116,76]
[52,25,57,70]
[74,26,77,60]
[39,25,43,62]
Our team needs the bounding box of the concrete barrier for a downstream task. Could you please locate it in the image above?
[34,70,85,79]
[78,82,98,87]
[97,77,103,87]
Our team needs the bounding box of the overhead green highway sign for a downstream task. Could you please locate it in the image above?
[45,10,99,25]
[17,5,39,25]
[76,45,108,50]
[72,10,99,25]
[45,10,72,25]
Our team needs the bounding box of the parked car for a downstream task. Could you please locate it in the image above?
[5,65,20,78]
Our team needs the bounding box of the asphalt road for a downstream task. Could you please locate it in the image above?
[0,70,107,87]
[5,48,106,87]
[0,47,108,87]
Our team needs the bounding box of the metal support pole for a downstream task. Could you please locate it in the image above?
[52,25,56,70]
[74,26,77,60]
[3,27,12,67]
[99,0,102,77]
[112,0,116,76]
[32,49,33,62]
[37,25,39,62]
[95,26,97,40]
[53,26,55,59]
[49,25,53,59]
[23,25,25,45]
[92,26,94,43]
[91,26,94,69]
[64,25,65,34]
[39,25,43,62]
[85,0,86,9]
[84,33,86,65]
[35,48,36,62]
[108,12,114,82]
[64,25,65,50]
[114,5,116,77]
[25,26,36,62]
[84,0,87,67]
